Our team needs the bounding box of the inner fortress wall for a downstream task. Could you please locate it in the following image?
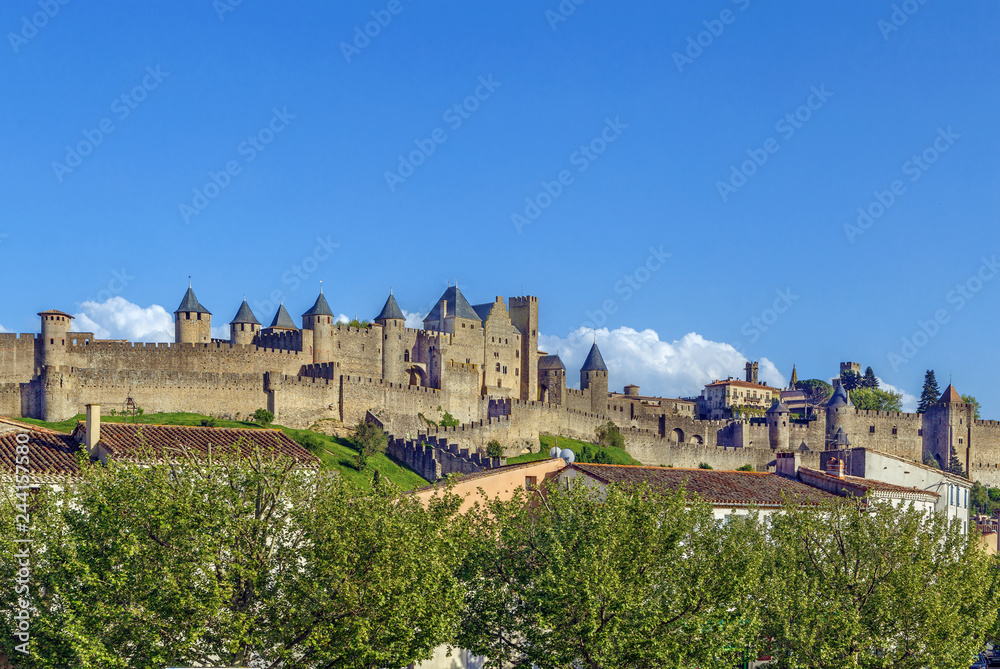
[61,340,306,377]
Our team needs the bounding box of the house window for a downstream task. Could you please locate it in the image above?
[515,369,519,376]
[892,427,897,435]
[404,350,410,362]
[959,438,964,444]
[525,476,537,490]
[918,429,923,436]
[197,313,202,320]
[496,363,501,372]
[503,366,507,374]
[869,426,875,433]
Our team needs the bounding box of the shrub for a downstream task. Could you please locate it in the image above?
[200,418,217,427]
[352,421,388,471]
[253,408,274,426]
[698,462,713,470]
[440,412,460,428]
[595,421,625,450]
[736,464,754,472]
[486,440,504,459]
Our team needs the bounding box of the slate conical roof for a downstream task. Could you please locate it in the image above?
[174,286,210,315]
[423,286,481,322]
[267,303,298,330]
[939,384,963,404]
[375,292,404,322]
[230,299,260,325]
[825,380,852,408]
[581,343,608,372]
[766,401,790,415]
[832,427,851,447]
[538,354,566,371]
[302,290,334,318]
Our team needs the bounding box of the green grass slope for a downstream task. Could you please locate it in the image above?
[507,434,643,466]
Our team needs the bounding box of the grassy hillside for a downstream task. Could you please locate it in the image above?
[17,412,428,491]
[507,434,642,466]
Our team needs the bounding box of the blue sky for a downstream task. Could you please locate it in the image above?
[2,1,998,412]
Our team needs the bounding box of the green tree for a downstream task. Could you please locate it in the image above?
[485,439,504,459]
[595,420,625,450]
[252,407,274,426]
[439,411,460,427]
[737,463,755,471]
[351,420,388,470]
[849,387,903,412]
[917,369,940,413]
[962,394,982,419]
[761,499,998,669]
[0,447,466,668]
[840,370,862,391]
[970,481,998,515]
[948,443,967,478]
[796,378,833,405]
[698,462,713,469]
[457,481,766,669]
[862,366,879,389]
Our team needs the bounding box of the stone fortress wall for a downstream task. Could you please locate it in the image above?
[3,287,998,481]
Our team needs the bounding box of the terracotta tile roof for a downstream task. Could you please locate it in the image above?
[939,384,963,404]
[705,379,775,391]
[0,418,82,483]
[86,423,319,467]
[797,466,940,498]
[569,463,838,507]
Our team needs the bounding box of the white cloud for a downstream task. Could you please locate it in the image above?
[539,327,786,398]
[0,324,10,333]
[336,313,349,324]
[72,297,174,342]
[403,310,424,329]
[876,378,918,413]
[211,325,230,340]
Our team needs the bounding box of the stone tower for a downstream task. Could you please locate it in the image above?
[509,296,539,402]
[174,284,212,344]
[745,361,759,384]
[229,299,260,347]
[38,309,73,367]
[580,341,609,414]
[824,380,852,448]
[302,288,335,364]
[537,354,566,404]
[375,290,406,384]
[923,384,973,472]
[766,400,790,451]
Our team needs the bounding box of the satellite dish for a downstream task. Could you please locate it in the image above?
[560,448,576,464]
[549,446,561,459]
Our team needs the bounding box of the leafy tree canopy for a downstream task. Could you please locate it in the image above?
[962,394,982,419]
[862,366,879,389]
[795,379,833,405]
[840,370,862,391]
[849,387,903,412]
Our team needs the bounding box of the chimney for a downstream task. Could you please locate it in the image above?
[85,403,101,453]
[826,457,845,480]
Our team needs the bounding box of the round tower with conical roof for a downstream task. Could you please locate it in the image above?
[375,290,405,384]
[174,283,212,344]
[580,341,609,414]
[229,298,260,347]
[824,379,852,448]
[302,287,335,364]
[766,401,790,451]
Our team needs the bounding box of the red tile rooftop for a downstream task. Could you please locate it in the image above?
[569,463,838,507]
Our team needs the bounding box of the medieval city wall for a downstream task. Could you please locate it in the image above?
[329,326,382,378]
[266,374,340,429]
[40,365,268,421]
[969,418,1000,486]
[0,335,37,384]
[841,409,924,461]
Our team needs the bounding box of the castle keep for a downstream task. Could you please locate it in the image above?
[3,283,1000,484]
